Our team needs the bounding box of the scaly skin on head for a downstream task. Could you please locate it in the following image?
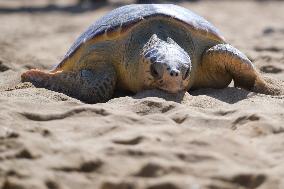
[141,34,192,93]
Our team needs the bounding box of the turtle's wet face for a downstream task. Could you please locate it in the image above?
[142,34,191,93]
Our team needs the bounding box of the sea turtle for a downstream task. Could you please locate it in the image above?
[21,4,275,103]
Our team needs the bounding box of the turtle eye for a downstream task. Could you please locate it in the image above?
[183,67,190,80]
[150,56,157,63]
[150,63,160,79]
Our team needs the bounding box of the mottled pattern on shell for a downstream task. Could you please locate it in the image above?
[58,4,224,65]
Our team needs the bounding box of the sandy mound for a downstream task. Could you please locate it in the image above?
[1,1,284,189]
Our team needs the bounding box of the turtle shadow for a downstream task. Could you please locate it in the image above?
[134,90,187,103]
[114,89,187,103]
[190,87,251,104]
[113,87,251,104]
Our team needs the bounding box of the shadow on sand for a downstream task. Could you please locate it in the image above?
[133,89,187,103]
[118,87,251,104]
[190,87,251,104]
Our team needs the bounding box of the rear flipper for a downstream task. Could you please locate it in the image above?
[197,44,282,95]
[21,66,116,103]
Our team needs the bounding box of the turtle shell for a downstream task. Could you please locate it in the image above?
[57,4,225,69]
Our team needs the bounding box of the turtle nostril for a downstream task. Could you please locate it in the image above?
[170,70,179,77]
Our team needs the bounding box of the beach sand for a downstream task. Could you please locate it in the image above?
[0,1,284,189]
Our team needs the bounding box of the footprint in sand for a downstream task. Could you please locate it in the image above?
[260,65,282,74]
[146,182,180,189]
[0,60,10,72]
[112,136,144,145]
[262,26,284,36]
[100,181,135,189]
[232,114,260,127]
[52,159,103,173]
[1,146,39,160]
[0,127,19,139]
[213,173,266,189]
[254,46,282,52]
[262,27,275,35]
[45,180,60,189]
[134,162,167,178]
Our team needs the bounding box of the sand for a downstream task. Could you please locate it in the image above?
[0,0,284,189]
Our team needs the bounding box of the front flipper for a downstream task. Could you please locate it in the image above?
[21,65,116,103]
[195,44,281,95]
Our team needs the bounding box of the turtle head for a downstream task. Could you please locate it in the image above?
[141,34,191,93]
